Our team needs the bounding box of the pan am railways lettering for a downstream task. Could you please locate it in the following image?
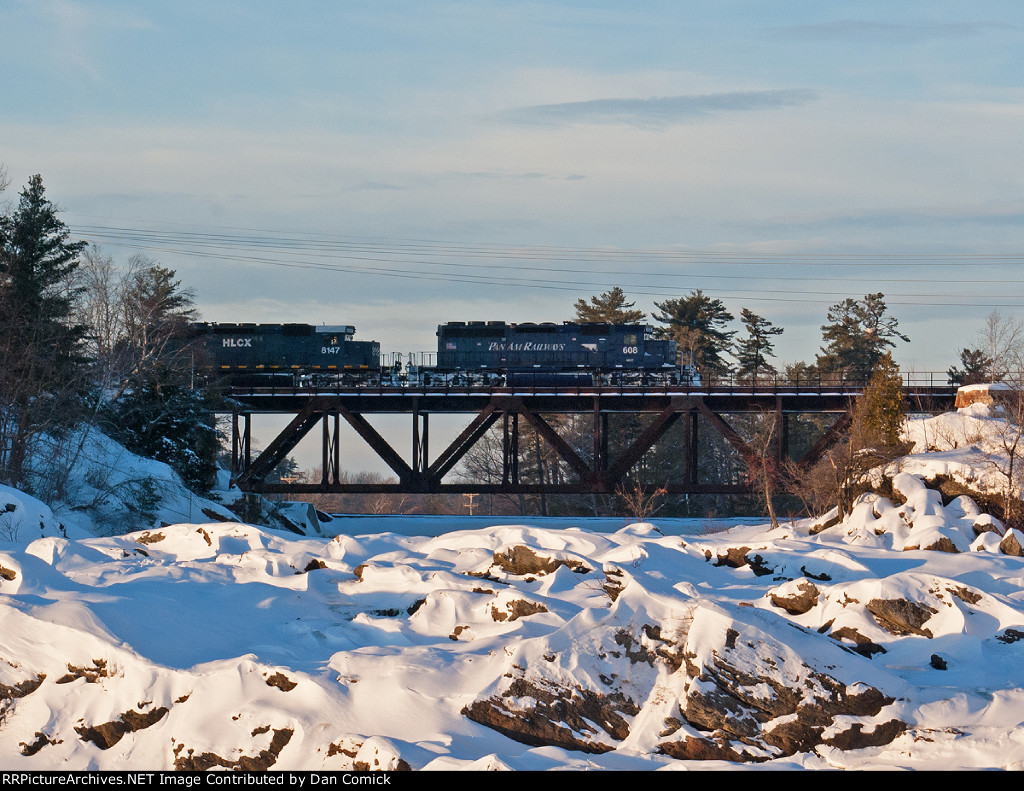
[487,342,568,352]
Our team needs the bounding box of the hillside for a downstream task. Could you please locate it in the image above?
[3,404,1024,769]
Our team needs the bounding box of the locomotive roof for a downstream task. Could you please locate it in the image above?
[438,321,653,330]
[191,322,356,335]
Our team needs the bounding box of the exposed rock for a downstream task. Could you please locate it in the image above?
[449,625,469,641]
[1000,530,1024,557]
[265,672,297,692]
[866,598,937,638]
[135,531,165,544]
[75,706,168,750]
[491,545,591,576]
[996,628,1024,644]
[0,673,45,700]
[660,732,769,763]
[490,600,548,622]
[824,719,908,751]
[602,566,627,602]
[173,727,293,771]
[463,677,639,754]
[714,547,773,576]
[325,737,411,771]
[56,659,110,684]
[0,565,16,581]
[921,536,960,553]
[770,580,820,615]
[196,527,212,545]
[947,586,982,605]
[830,626,887,657]
[658,606,904,761]
[715,546,752,569]
[19,732,62,756]
[930,654,948,670]
[303,558,327,572]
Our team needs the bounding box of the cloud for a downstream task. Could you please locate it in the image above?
[497,89,818,129]
[774,19,1012,42]
[768,202,1024,230]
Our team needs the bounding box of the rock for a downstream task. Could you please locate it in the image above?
[921,536,960,553]
[658,604,906,761]
[770,580,820,615]
[715,547,774,576]
[491,545,591,576]
[930,654,948,670]
[1000,529,1024,556]
[463,677,639,754]
[830,626,886,657]
[824,719,908,751]
[75,707,169,750]
[866,598,937,638]
[174,727,293,771]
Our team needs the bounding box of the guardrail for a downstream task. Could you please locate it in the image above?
[220,371,964,401]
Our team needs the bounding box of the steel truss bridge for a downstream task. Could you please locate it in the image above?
[225,377,957,497]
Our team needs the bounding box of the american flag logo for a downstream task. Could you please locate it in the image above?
[446,342,457,350]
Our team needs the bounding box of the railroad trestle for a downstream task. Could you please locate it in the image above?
[225,385,955,496]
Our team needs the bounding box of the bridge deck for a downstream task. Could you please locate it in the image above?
[223,383,957,414]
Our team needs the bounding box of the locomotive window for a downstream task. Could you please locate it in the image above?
[624,333,638,345]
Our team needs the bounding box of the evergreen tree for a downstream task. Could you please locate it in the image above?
[948,347,993,386]
[855,351,905,448]
[0,175,88,487]
[573,287,646,323]
[735,308,783,381]
[817,293,908,378]
[652,290,735,376]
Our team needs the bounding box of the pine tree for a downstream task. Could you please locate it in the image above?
[573,287,646,324]
[854,352,905,449]
[948,347,992,386]
[0,175,88,487]
[735,308,783,382]
[652,290,735,376]
[817,293,908,378]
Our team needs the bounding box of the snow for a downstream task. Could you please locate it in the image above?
[4,407,1024,769]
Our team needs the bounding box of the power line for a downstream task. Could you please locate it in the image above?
[68,221,1024,308]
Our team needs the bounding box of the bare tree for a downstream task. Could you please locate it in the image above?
[978,310,1024,382]
[743,410,783,528]
[615,481,667,523]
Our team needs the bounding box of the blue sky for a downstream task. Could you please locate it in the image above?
[2,0,1023,370]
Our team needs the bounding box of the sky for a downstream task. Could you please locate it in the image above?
[2,0,1023,374]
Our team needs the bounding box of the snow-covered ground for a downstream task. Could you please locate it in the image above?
[4,404,1024,770]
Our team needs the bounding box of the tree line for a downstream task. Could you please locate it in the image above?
[575,285,910,382]
[0,173,218,499]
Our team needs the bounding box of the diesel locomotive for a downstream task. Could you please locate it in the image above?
[431,321,681,385]
[189,323,380,386]
[190,320,693,386]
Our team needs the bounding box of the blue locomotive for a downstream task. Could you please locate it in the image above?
[428,321,683,385]
[189,323,380,385]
